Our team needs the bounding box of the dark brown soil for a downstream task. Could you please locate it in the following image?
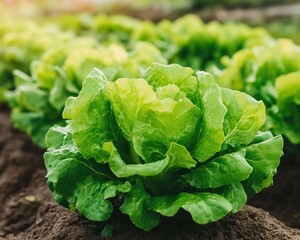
[248,151,300,229]
[1,104,300,240]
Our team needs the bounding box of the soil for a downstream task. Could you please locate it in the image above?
[248,150,300,229]
[1,103,300,240]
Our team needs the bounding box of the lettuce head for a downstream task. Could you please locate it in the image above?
[44,63,283,231]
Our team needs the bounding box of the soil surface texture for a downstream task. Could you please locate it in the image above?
[1,104,300,240]
[249,148,300,229]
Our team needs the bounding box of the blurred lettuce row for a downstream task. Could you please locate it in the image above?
[0,20,75,102]
[215,39,300,145]
[0,18,36,101]
[44,63,283,231]
[52,14,271,70]
[88,14,271,70]
[0,14,270,103]
[158,15,270,70]
[6,39,166,148]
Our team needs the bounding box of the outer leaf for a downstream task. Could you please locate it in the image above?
[45,125,131,221]
[132,97,201,162]
[45,124,73,150]
[216,183,247,213]
[70,68,118,161]
[103,142,169,178]
[62,96,76,120]
[184,150,253,189]
[75,177,130,221]
[120,181,160,231]
[147,192,232,224]
[16,85,49,112]
[242,133,283,194]
[222,88,265,148]
[191,71,226,162]
[104,78,156,141]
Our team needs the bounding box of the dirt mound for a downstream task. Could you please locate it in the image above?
[1,104,300,240]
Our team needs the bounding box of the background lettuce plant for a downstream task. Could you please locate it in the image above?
[7,41,166,147]
[52,14,271,71]
[44,63,283,231]
[0,14,271,105]
[215,39,300,145]
[89,14,271,70]
[0,23,74,102]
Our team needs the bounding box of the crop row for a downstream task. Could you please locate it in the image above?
[0,13,299,231]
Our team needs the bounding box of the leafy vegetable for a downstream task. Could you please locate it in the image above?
[0,23,74,102]
[45,63,283,231]
[58,14,270,71]
[215,39,300,144]
[165,15,270,70]
[7,41,166,147]
[0,13,270,104]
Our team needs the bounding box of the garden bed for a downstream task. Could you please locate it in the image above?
[1,104,300,240]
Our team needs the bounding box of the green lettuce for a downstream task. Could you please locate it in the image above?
[275,72,300,144]
[7,42,166,147]
[0,23,74,102]
[88,14,270,70]
[167,15,270,70]
[215,39,300,144]
[45,63,283,231]
[0,14,270,103]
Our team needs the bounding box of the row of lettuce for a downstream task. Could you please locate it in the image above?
[1,14,269,101]
[0,13,298,231]
[1,14,299,148]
